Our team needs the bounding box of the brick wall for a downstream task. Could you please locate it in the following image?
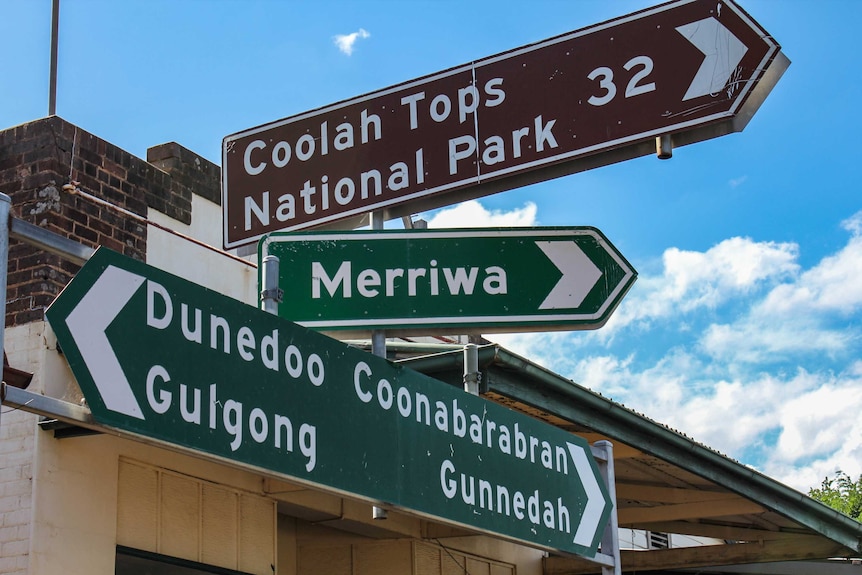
[0,116,221,327]
[0,408,35,575]
[148,141,221,206]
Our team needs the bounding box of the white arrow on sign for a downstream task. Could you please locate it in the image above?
[65,265,146,420]
[536,241,603,310]
[677,17,748,101]
[567,441,608,547]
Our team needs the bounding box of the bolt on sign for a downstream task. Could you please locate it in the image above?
[259,227,636,337]
[222,0,786,248]
[46,248,613,556]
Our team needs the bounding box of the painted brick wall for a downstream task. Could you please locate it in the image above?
[0,116,221,328]
[0,321,51,575]
[0,409,35,575]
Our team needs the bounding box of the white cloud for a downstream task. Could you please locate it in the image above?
[758,216,862,316]
[729,175,748,188]
[602,236,799,338]
[492,234,806,363]
[661,237,799,309]
[425,200,538,228]
[774,376,862,462]
[842,211,862,235]
[760,366,862,491]
[700,213,862,362]
[333,28,370,56]
[561,349,781,455]
[700,317,856,363]
[774,422,862,490]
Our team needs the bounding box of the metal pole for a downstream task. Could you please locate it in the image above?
[0,193,11,429]
[656,134,673,159]
[463,343,480,395]
[260,255,282,315]
[49,0,60,116]
[370,211,386,361]
[10,217,94,265]
[370,211,388,520]
[370,330,386,360]
[594,440,621,575]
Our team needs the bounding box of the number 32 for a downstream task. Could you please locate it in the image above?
[587,56,656,106]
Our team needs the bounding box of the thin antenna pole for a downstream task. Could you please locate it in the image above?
[49,0,60,116]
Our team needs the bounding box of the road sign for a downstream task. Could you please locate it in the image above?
[260,227,636,336]
[222,0,786,248]
[46,248,613,556]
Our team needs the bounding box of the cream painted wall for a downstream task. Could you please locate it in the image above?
[116,459,276,574]
[28,433,120,575]
[147,194,258,306]
[13,320,121,575]
[28,421,278,575]
[5,320,278,575]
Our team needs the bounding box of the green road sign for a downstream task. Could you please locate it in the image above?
[260,227,636,336]
[46,248,612,557]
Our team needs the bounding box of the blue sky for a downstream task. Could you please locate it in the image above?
[2,0,861,493]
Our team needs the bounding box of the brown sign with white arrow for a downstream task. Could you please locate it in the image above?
[222,0,786,249]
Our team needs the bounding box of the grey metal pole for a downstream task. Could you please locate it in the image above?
[370,211,388,520]
[10,217,94,265]
[463,343,480,395]
[370,211,386,360]
[594,440,621,575]
[0,193,11,429]
[370,330,386,360]
[260,255,281,315]
[49,0,60,116]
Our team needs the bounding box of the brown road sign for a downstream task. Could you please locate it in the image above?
[222,0,786,249]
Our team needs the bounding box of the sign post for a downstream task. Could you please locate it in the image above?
[260,227,636,336]
[222,0,786,248]
[46,248,613,556]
